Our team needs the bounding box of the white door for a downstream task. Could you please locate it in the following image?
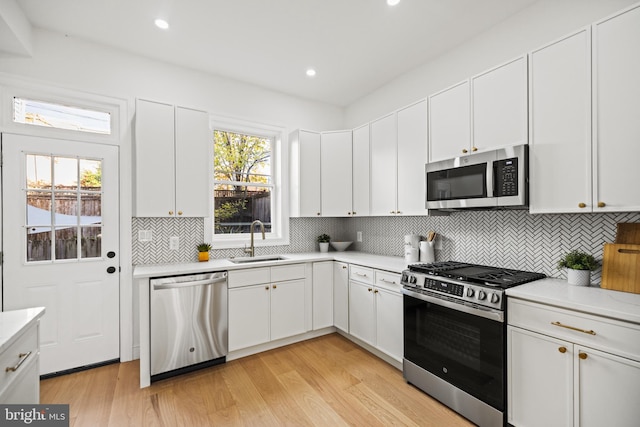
[2,133,120,375]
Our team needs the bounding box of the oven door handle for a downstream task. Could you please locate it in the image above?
[402,288,504,323]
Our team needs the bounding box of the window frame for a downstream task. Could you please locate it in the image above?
[208,115,289,249]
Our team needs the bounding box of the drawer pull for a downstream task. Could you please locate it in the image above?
[558,346,567,353]
[5,351,32,373]
[579,352,588,360]
[551,321,596,336]
[379,278,398,285]
[355,272,368,277]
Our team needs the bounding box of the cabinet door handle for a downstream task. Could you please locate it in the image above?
[367,288,373,292]
[558,346,567,354]
[374,289,379,294]
[597,202,606,208]
[462,149,468,154]
[472,147,478,152]
[272,285,277,289]
[5,351,32,373]
[342,266,347,269]
[169,211,174,215]
[177,211,183,215]
[579,352,588,360]
[578,203,587,208]
[551,321,596,336]
[265,286,269,290]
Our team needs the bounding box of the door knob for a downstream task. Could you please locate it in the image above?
[107,251,116,258]
[107,266,117,274]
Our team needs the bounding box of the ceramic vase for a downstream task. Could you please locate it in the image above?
[319,242,329,253]
[567,268,590,286]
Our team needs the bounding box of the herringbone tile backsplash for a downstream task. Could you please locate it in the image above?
[133,211,640,285]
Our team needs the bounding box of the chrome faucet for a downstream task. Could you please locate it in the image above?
[244,220,265,257]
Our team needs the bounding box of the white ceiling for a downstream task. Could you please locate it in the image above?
[13,0,538,106]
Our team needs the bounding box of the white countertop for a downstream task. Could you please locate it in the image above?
[133,251,410,279]
[0,307,46,353]
[506,278,640,324]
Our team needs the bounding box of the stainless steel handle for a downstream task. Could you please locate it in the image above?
[153,276,227,290]
[6,351,32,373]
[551,321,596,336]
[402,288,504,323]
[379,278,398,285]
[355,272,368,277]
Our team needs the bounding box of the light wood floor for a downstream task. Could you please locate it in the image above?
[41,333,474,426]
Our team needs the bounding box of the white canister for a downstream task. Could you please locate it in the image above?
[404,234,420,249]
[420,241,435,263]
[404,246,419,263]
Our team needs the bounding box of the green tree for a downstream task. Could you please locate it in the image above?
[80,165,102,188]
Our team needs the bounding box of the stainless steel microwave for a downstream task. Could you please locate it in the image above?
[425,144,528,210]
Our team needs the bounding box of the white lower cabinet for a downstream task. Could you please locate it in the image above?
[228,265,307,351]
[348,265,403,362]
[0,321,40,404]
[333,262,349,333]
[507,298,640,427]
[312,261,333,330]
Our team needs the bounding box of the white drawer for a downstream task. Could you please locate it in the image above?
[0,323,38,390]
[271,264,306,282]
[508,298,640,361]
[349,265,374,285]
[374,270,402,293]
[228,267,270,288]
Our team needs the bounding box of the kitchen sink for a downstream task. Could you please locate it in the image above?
[228,255,288,264]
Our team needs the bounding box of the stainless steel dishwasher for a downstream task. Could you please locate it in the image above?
[150,271,228,380]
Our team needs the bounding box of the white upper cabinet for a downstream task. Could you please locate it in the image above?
[370,113,398,215]
[397,100,428,216]
[592,3,640,212]
[529,29,592,214]
[352,124,371,217]
[135,99,210,217]
[290,130,321,217]
[428,80,470,162]
[472,56,528,151]
[370,102,429,216]
[321,130,353,217]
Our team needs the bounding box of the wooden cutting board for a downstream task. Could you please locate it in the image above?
[601,243,640,294]
[615,223,640,244]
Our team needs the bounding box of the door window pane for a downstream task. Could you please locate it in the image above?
[81,226,102,259]
[55,226,78,260]
[53,157,78,189]
[27,228,52,262]
[26,155,52,189]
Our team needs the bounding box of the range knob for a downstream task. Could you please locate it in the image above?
[409,275,417,284]
[477,290,487,301]
[466,288,475,298]
[490,293,500,304]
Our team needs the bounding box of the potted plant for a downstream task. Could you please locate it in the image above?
[317,234,331,253]
[197,243,212,262]
[557,249,598,286]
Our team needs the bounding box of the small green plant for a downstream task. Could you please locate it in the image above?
[197,243,212,252]
[557,250,598,271]
[317,234,331,243]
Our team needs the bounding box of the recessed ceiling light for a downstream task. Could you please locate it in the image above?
[154,18,169,30]
[306,68,317,77]
[387,0,401,6]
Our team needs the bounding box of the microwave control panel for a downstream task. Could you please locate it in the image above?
[494,158,518,197]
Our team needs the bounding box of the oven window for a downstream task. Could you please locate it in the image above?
[426,163,487,201]
[404,294,505,411]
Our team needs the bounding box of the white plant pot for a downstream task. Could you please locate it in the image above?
[567,268,591,286]
[319,242,329,253]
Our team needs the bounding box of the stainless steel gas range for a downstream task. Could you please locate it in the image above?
[401,261,545,427]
